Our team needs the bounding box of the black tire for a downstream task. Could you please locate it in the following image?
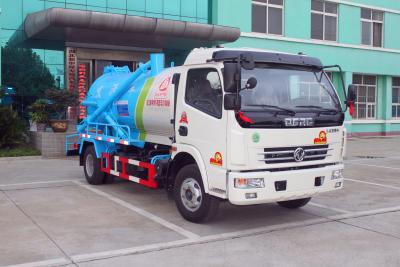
[277,197,311,209]
[83,146,105,185]
[174,164,219,223]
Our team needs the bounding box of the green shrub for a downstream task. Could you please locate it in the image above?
[0,107,26,148]
[0,145,40,157]
[28,99,49,123]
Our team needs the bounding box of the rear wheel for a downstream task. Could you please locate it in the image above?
[277,198,311,209]
[83,146,105,185]
[174,164,219,223]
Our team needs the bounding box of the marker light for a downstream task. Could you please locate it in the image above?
[234,178,265,189]
[331,169,344,180]
[237,111,254,124]
[349,101,354,116]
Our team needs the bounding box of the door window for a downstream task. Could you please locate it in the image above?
[185,68,223,118]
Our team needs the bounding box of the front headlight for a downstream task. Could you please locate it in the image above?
[331,169,344,180]
[234,178,265,189]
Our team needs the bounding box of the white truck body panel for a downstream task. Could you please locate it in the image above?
[139,68,176,145]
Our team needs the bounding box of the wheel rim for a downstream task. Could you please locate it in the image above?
[180,178,202,212]
[85,153,95,177]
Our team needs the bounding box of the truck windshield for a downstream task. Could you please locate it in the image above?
[240,66,341,113]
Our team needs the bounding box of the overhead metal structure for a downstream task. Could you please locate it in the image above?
[11,8,240,50]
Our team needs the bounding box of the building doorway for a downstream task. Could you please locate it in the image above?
[66,47,150,121]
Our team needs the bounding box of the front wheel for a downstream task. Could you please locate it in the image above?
[174,164,219,223]
[277,198,311,209]
[83,146,105,185]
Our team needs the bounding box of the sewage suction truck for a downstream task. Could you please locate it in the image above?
[67,48,356,222]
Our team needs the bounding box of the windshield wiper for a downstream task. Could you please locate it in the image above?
[245,104,296,115]
[295,105,339,114]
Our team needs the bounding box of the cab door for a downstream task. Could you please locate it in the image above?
[175,66,227,192]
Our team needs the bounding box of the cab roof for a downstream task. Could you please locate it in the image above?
[184,48,323,69]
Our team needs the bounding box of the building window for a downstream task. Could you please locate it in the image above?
[361,8,384,47]
[311,0,338,41]
[392,77,400,118]
[252,0,284,35]
[299,81,332,104]
[352,74,377,119]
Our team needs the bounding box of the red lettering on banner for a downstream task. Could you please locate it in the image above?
[67,48,77,120]
[78,63,88,119]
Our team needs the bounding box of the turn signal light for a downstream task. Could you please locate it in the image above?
[234,178,265,189]
[237,111,254,124]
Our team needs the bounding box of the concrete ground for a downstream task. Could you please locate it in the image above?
[0,137,400,267]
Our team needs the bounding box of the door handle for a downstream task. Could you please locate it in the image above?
[178,126,188,136]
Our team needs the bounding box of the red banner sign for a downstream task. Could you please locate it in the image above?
[78,63,88,119]
[67,48,77,120]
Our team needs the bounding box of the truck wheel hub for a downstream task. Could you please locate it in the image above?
[86,154,94,177]
[181,178,202,211]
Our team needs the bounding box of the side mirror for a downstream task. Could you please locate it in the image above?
[223,63,238,93]
[245,77,257,89]
[347,84,357,103]
[224,94,241,110]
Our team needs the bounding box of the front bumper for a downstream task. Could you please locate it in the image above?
[228,164,344,205]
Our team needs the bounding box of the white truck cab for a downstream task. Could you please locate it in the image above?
[168,48,354,221]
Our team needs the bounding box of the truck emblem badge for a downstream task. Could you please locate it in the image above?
[210,152,223,166]
[252,133,260,143]
[284,118,314,127]
[314,131,327,144]
[293,147,305,162]
[159,77,171,92]
[179,112,188,124]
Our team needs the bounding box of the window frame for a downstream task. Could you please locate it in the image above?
[392,77,400,119]
[251,0,284,36]
[325,71,333,81]
[360,8,384,47]
[184,68,223,119]
[352,74,377,120]
[311,0,338,42]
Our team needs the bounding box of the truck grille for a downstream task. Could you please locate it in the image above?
[260,145,332,164]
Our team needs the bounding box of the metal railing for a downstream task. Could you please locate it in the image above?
[84,122,131,142]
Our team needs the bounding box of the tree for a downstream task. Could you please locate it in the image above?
[45,88,78,119]
[1,45,55,118]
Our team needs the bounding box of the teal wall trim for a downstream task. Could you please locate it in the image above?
[284,0,311,39]
[211,0,250,30]
[230,36,400,76]
[338,5,360,45]
[348,0,400,11]
[384,13,400,49]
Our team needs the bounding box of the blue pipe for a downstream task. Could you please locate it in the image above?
[150,54,164,76]
[104,112,126,139]
[81,100,97,107]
